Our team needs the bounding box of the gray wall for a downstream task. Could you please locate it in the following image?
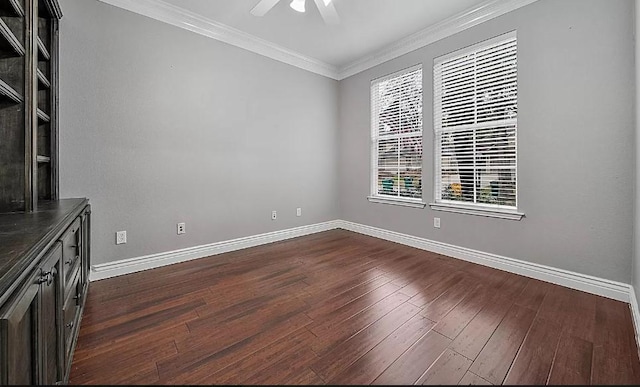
[635,0,640,300]
[338,0,635,283]
[58,0,636,286]
[58,0,339,265]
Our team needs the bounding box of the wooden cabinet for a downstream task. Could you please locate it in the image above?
[0,270,40,385]
[0,1,86,384]
[0,0,61,213]
[0,243,62,385]
[0,199,90,385]
[37,242,62,385]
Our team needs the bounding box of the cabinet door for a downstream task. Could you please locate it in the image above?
[0,272,40,385]
[60,218,81,296]
[39,242,62,385]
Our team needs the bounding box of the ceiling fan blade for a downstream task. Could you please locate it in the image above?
[313,0,340,24]
[250,0,281,17]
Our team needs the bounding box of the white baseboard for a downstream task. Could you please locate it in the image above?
[90,220,341,281]
[339,220,631,302]
[630,286,640,360]
[90,218,631,304]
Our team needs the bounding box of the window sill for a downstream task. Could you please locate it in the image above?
[429,202,525,221]
[367,196,427,209]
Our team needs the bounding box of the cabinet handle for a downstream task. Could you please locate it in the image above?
[38,272,50,284]
[39,270,54,285]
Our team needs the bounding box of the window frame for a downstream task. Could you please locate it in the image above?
[429,31,524,220]
[368,64,426,208]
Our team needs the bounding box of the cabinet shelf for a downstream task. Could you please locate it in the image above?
[37,108,50,124]
[37,37,50,61]
[0,78,22,104]
[0,18,25,58]
[37,69,50,89]
[1,0,60,214]
[0,0,25,17]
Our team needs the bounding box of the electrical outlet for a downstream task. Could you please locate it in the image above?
[296,208,302,217]
[272,210,277,220]
[116,231,127,245]
[177,222,186,235]
[434,218,441,229]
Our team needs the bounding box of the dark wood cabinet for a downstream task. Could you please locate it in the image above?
[0,270,40,385]
[0,0,61,213]
[0,1,88,384]
[0,243,65,386]
[38,242,62,385]
[0,200,90,386]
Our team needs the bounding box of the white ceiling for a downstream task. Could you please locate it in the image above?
[160,0,487,68]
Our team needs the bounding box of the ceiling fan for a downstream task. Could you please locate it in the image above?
[251,0,340,24]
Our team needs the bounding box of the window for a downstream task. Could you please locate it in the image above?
[369,65,424,208]
[432,32,523,220]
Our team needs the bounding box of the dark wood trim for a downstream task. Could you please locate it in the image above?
[0,18,26,57]
[36,68,50,89]
[0,78,23,103]
[50,18,59,200]
[0,0,26,17]
[37,37,49,60]
[42,0,63,20]
[24,0,36,212]
[36,108,50,123]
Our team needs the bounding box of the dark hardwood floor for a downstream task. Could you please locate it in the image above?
[69,229,640,385]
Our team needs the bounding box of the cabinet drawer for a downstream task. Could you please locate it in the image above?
[60,218,81,288]
[63,262,80,302]
[62,269,81,363]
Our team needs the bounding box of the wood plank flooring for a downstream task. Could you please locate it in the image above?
[69,229,640,385]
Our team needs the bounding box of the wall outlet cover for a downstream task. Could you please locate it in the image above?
[116,231,127,245]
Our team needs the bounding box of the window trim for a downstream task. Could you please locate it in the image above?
[429,201,524,220]
[432,31,522,219]
[368,195,427,208]
[370,64,424,207]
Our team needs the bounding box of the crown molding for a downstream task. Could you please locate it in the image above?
[97,0,538,81]
[337,0,539,80]
[97,0,340,80]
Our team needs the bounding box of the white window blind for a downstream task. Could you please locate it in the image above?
[371,65,423,201]
[434,32,517,210]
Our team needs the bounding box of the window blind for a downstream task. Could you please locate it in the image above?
[371,65,423,200]
[434,32,517,209]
